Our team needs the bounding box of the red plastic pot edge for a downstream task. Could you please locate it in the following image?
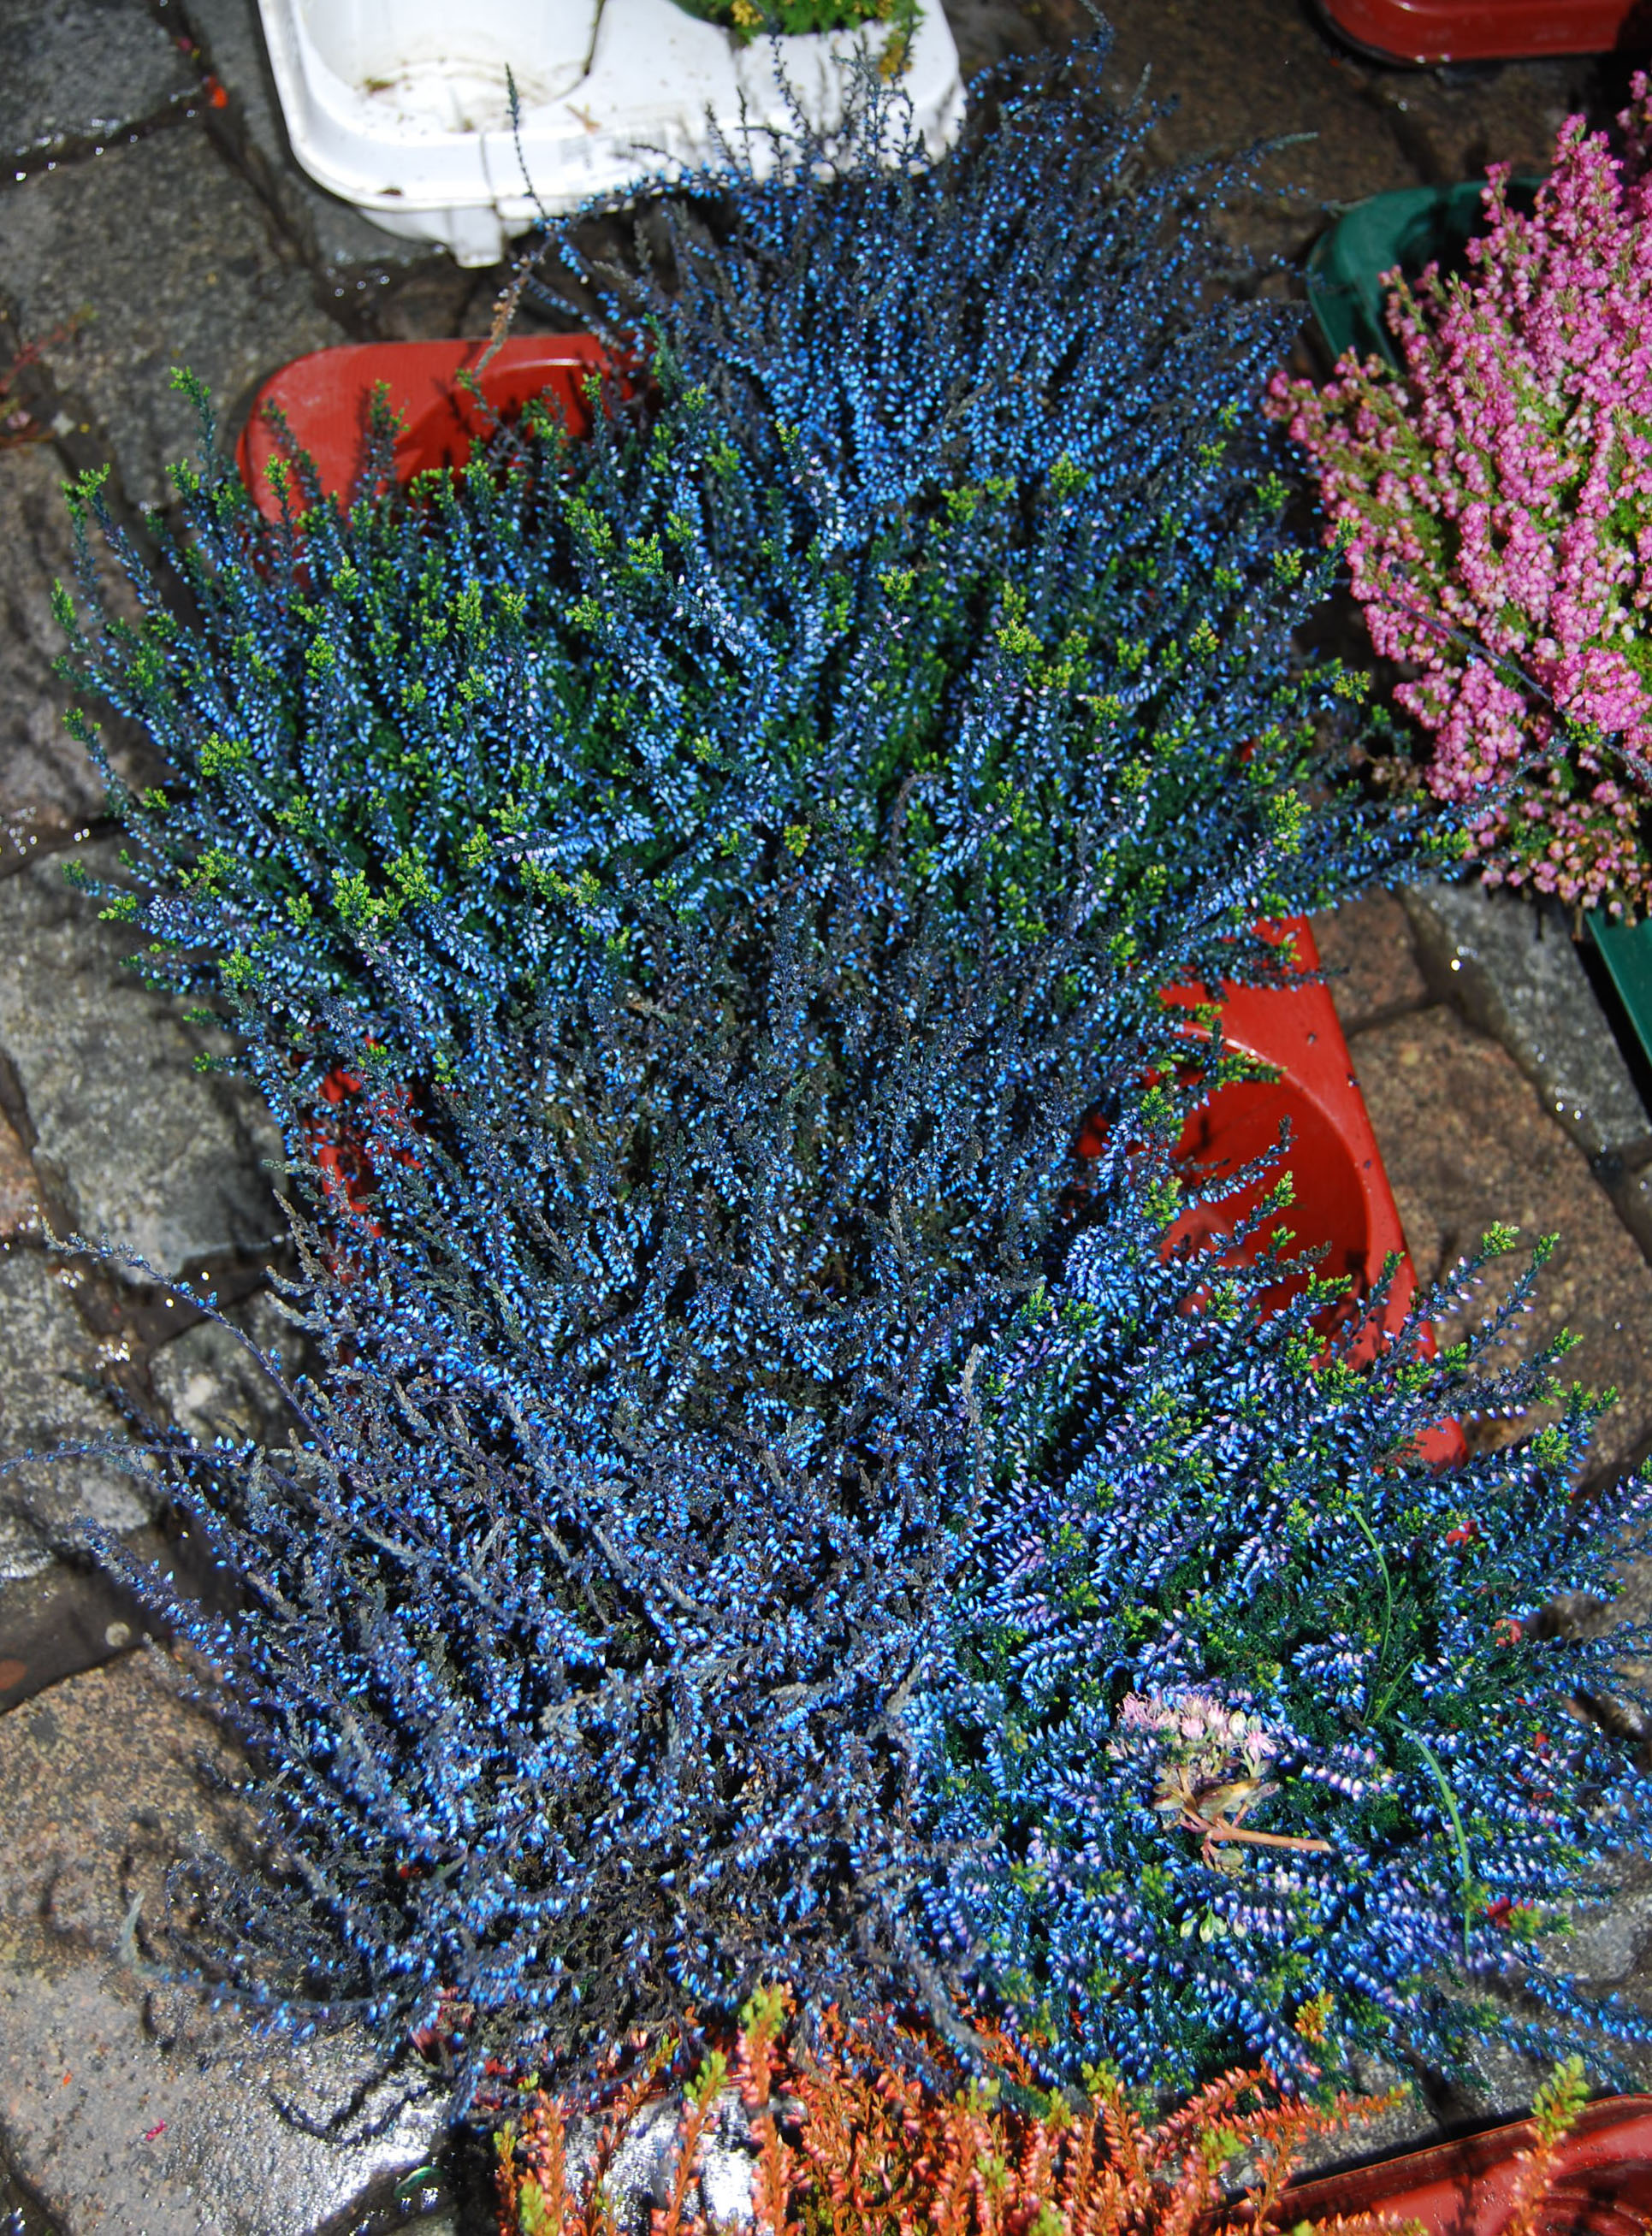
[1166,917,1408,1304]
[236,336,613,521]
[1265,2093,1652,2232]
[1316,0,1644,63]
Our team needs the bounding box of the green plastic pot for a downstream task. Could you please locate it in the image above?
[1584,909,1652,1075]
[1305,175,1544,372]
[1306,179,1652,1080]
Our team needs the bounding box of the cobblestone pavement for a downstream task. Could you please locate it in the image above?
[3,1,1652,2228]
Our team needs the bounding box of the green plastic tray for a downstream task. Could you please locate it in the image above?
[1306,176,1543,371]
[1585,911,1652,1075]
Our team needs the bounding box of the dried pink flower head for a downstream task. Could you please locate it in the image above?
[1111,1687,1280,1781]
[1108,1691,1326,1874]
[1267,75,1652,914]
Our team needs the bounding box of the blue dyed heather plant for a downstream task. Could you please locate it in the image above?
[81,831,1151,2107]
[921,1109,1652,2092]
[528,36,1288,538]
[60,830,1652,2108]
[53,33,1446,1084]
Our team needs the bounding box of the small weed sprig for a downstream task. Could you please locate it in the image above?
[673,0,920,62]
[0,319,79,450]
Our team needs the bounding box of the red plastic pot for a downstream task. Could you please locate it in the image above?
[237,342,1452,1449]
[1155,920,1463,1466]
[1270,2094,1652,2233]
[1162,920,1404,1325]
[237,335,613,520]
[1317,0,1646,63]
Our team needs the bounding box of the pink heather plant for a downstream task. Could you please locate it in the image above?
[1267,79,1652,914]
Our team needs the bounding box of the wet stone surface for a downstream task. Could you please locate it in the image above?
[1310,887,1432,1038]
[0,121,345,506]
[1350,49,1604,190]
[0,842,283,1278]
[1039,0,1596,268]
[180,0,449,283]
[0,0,198,166]
[0,1549,163,1715]
[0,438,158,878]
[1404,881,1651,1165]
[0,1263,312,1687]
[1353,1003,1652,1477]
[0,1105,40,1239]
[0,1652,451,2236]
[148,1289,310,1454]
[0,1250,153,1583]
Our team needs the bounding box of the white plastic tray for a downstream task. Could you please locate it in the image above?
[256,0,965,264]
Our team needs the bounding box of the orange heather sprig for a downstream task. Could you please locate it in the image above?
[1500,2056,1590,2236]
[497,2034,678,2236]
[495,1998,1426,2236]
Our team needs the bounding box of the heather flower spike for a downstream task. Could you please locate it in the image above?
[1270,76,1652,913]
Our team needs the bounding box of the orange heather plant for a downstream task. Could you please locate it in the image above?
[494,1988,1444,2236]
[1499,2056,1591,2236]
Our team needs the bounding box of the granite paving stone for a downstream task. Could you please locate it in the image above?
[1353,1003,1652,1478]
[1,121,346,507]
[936,0,1043,80]
[1029,1,1600,283]
[179,0,450,284]
[0,438,159,877]
[1353,50,1602,189]
[0,1248,156,1583]
[0,841,283,1277]
[0,1104,41,1239]
[1310,888,1432,1038]
[148,1289,309,1453]
[1035,0,1427,263]
[0,1652,450,2236]
[1404,880,1650,1162]
[0,1546,166,1714]
[0,0,198,167]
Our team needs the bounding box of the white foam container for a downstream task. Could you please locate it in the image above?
[256,0,965,265]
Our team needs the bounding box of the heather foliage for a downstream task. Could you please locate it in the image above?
[54,34,1444,1079]
[530,37,1290,542]
[494,1990,1420,2236]
[38,21,1652,2130]
[924,1183,1652,2092]
[84,831,1165,2108]
[1268,77,1652,914]
[65,830,1652,2108]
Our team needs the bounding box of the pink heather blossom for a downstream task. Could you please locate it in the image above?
[1266,78,1652,914]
